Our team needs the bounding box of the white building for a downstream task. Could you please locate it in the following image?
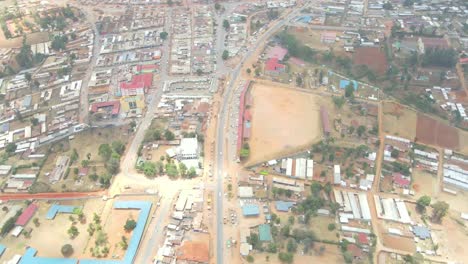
[176,138,199,160]
[334,165,341,184]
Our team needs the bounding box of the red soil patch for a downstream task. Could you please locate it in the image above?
[416,113,459,149]
[353,47,388,75]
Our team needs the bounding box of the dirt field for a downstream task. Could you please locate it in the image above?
[416,113,459,150]
[382,102,417,140]
[0,32,49,48]
[353,47,388,76]
[411,169,438,199]
[289,27,341,51]
[381,234,415,252]
[248,84,322,164]
[0,199,106,261]
[308,216,339,242]
[456,130,468,155]
[253,242,344,263]
[432,215,468,263]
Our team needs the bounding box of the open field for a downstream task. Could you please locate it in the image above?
[416,113,459,150]
[432,214,468,263]
[0,199,106,261]
[288,27,341,51]
[253,242,344,263]
[0,31,49,48]
[308,216,339,242]
[381,234,415,252]
[411,169,438,199]
[248,84,322,164]
[382,102,417,140]
[353,47,388,76]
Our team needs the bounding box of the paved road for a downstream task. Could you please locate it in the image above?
[214,6,306,264]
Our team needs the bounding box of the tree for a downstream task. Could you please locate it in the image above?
[51,35,68,51]
[214,3,221,10]
[61,244,74,257]
[223,19,230,30]
[324,182,332,196]
[112,141,125,155]
[416,195,431,213]
[403,0,414,6]
[5,143,17,154]
[165,163,179,177]
[164,130,175,140]
[255,67,261,76]
[287,239,297,253]
[383,2,393,10]
[357,125,366,137]
[431,201,449,223]
[332,96,345,109]
[222,50,229,60]
[179,162,187,177]
[98,144,112,161]
[159,31,168,40]
[120,236,128,250]
[247,233,260,249]
[310,182,322,196]
[33,218,40,227]
[1,217,16,235]
[288,215,295,225]
[328,223,336,231]
[343,251,353,263]
[68,225,79,238]
[344,82,354,98]
[296,76,302,86]
[246,68,251,74]
[16,37,33,68]
[278,252,293,263]
[81,159,90,168]
[143,162,157,177]
[124,219,137,231]
[246,255,254,263]
[391,149,399,158]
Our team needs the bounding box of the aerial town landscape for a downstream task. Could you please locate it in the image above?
[0,0,467,263]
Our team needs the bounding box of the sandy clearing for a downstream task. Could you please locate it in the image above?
[412,169,437,199]
[248,84,322,164]
[382,102,417,140]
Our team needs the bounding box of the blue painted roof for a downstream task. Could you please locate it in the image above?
[46,205,82,220]
[242,204,259,216]
[275,201,296,212]
[0,244,6,256]
[25,201,151,264]
[258,224,272,241]
[297,15,312,23]
[413,225,431,240]
[339,80,358,90]
[20,248,77,264]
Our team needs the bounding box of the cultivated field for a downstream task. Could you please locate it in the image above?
[353,47,388,75]
[248,84,323,164]
[416,113,459,150]
[382,102,417,140]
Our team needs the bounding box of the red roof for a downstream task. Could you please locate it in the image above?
[265,58,286,72]
[244,110,252,121]
[91,101,120,115]
[460,57,468,64]
[79,167,89,176]
[320,106,331,134]
[120,73,153,90]
[16,203,38,226]
[393,173,410,187]
[136,64,159,71]
[357,233,369,244]
[347,244,363,258]
[421,37,449,49]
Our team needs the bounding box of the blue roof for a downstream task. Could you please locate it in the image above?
[258,224,272,241]
[46,205,82,220]
[23,201,151,264]
[22,95,32,108]
[275,201,295,212]
[297,15,312,23]
[339,80,358,90]
[413,225,431,240]
[242,204,259,216]
[0,244,6,256]
[20,248,77,264]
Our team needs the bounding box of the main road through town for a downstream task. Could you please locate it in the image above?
[214,5,306,264]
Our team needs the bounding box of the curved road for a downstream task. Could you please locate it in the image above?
[214,5,306,264]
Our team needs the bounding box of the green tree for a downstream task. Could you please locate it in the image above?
[124,219,137,231]
[111,141,125,155]
[357,125,366,137]
[431,201,449,223]
[332,96,345,109]
[98,144,112,161]
[143,162,157,177]
[391,149,399,158]
[246,68,251,74]
[222,50,229,60]
[288,215,295,225]
[287,239,297,253]
[296,76,302,86]
[164,130,175,140]
[1,217,16,235]
[81,159,90,168]
[327,223,336,231]
[344,82,355,98]
[5,143,17,154]
[160,31,168,40]
[278,252,293,263]
[246,255,254,263]
[179,162,187,177]
[343,251,353,263]
[51,35,68,51]
[67,225,79,238]
[223,19,230,30]
[61,244,74,257]
[416,195,431,213]
[310,182,322,196]
[214,3,221,10]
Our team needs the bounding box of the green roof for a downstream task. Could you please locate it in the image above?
[258,224,272,242]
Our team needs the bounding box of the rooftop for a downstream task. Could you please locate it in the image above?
[266,45,288,60]
[258,224,272,241]
[15,203,38,226]
[242,204,260,216]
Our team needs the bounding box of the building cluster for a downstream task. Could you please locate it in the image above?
[154,188,209,264]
